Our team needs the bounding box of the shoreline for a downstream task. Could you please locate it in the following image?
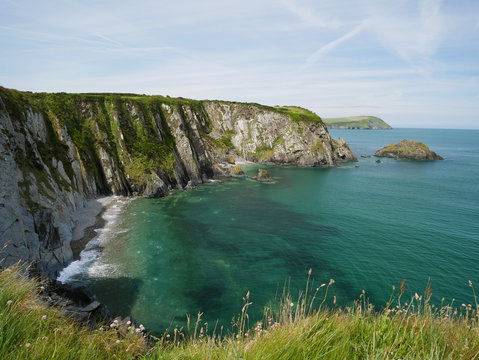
[69,196,128,261]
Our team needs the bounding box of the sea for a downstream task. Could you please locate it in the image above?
[58,128,479,334]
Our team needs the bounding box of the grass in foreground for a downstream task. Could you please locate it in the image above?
[1,265,479,359]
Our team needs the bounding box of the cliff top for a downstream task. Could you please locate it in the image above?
[0,86,323,126]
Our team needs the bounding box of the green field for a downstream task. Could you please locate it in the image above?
[323,116,392,129]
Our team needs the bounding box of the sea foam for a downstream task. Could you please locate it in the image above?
[57,197,131,283]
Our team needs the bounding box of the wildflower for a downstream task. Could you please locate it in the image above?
[42,336,48,341]
[25,343,31,348]
[40,286,45,291]
[320,283,326,288]
[42,315,47,320]
[329,279,335,285]
[290,302,294,307]
[139,324,145,331]
[6,300,13,305]
[126,320,131,325]
[308,268,312,276]
[115,340,120,344]
[135,328,141,333]
[469,280,473,287]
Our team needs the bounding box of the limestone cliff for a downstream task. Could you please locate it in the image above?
[0,86,356,277]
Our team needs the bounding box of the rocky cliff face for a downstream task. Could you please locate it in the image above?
[0,87,356,278]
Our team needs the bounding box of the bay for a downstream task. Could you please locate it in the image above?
[68,128,479,334]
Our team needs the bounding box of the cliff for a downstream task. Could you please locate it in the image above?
[0,86,356,277]
[323,116,392,129]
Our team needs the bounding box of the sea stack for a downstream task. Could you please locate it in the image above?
[252,169,274,182]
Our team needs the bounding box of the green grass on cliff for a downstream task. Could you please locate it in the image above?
[323,116,392,129]
[2,265,479,359]
[274,106,323,124]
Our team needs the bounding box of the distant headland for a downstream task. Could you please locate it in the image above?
[323,116,392,130]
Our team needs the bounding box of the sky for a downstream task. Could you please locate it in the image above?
[1,0,478,129]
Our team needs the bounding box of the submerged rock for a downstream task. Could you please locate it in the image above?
[375,139,443,160]
[252,169,274,182]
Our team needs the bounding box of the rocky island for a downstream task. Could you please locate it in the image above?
[374,139,444,160]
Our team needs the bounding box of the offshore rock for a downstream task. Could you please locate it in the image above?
[375,139,444,160]
[252,169,274,182]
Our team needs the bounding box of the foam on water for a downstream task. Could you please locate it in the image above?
[57,198,131,283]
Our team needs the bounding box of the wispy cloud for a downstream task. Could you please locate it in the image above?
[301,21,368,69]
[365,0,444,65]
[281,0,341,28]
[0,0,477,128]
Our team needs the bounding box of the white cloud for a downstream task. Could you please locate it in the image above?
[301,21,368,69]
[365,0,444,65]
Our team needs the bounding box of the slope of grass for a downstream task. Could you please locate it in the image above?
[2,265,479,359]
[0,264,147,359]
[323,116,392,129]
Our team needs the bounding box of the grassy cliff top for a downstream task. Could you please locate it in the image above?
[323,115,392,129]
[1,265,478,359]
[0,86,323,125]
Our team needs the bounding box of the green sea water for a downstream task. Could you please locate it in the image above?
[64,129,479,334]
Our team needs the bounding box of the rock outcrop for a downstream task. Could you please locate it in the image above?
[252,169,274,182]
[374,139,443,160]
[0,86,356,278]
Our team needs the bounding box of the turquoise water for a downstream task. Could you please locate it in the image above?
[70,129,479,334]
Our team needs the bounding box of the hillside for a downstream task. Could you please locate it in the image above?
[323,115,392,129]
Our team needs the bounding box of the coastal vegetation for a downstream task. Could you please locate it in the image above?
[323,116,392,129]
[2,265,479,359]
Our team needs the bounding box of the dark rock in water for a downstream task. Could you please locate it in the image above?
[355,165,360,168]
[374,139,443,160]
[376,159,381,163]
[38,277,112,327]
[230,165,245,177]
[252,169,274,182]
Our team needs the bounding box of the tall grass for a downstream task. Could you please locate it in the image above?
[0,264,146,359]
[1,264,479,359]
